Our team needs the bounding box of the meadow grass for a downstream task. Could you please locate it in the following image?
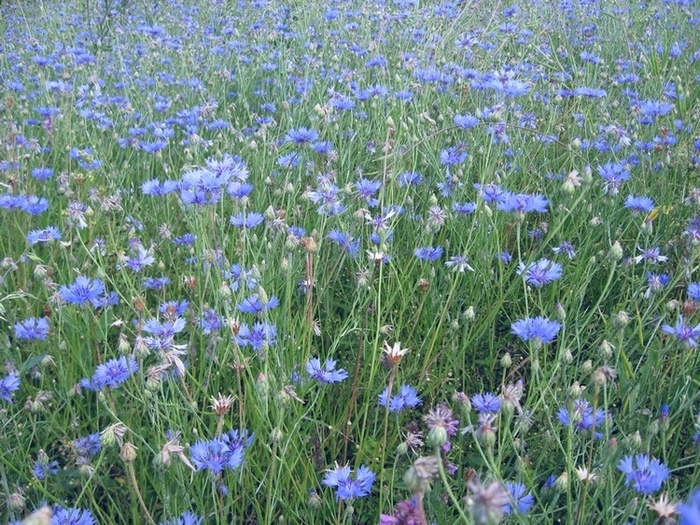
[1,0,700,523]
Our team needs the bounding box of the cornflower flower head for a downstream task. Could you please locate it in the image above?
[423,402,460,447]
[414,246,443,262]
[634,246,668,264]
[230,211,265,229]
[662,316,700,348]
[81,356,138,391]
[285,126,319,145]
[34,456,60,480]
[52,506,97,525]
[644,272,670,298]
[190,429,252,474]
[382,341,410,367]
[497,191,549,214]
[160,511,203,525]
[625,195,655,213]
[14,317,50,341]
[689,283,700,301]
[465,478,510,525]
[73,433,102,458]
[120,244,155,272]
[199,308,223,334]
[306,358,348,384]
[237,294,280,314]
[503,482,534,514]
[322,464,376,500]
[678,489,700,525]
[378,384,422,412]
[27,226,62,244]
[236,322,277,351]
[445,254,475,272]
[472,392,501,413]
[557,398,606,438]
[60,276,117,308]
[328,230,361,258]
[355,178,381,207]
[397,171,423,186]
[618,454,670,495]
[454,113,479,128]
[0,374,20,402]
[597,161,630,195]
[552,241,576,259]
[516,259,562,287]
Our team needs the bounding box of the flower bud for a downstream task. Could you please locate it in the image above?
[500,353,512,369]
[581,359,593,374]
[554,472,569,493]
[560,348,574,365]
[120,442,138,463]
[608,241,624,261]
[613,310,630,329]
[598,340,614,360]
[427,426,448,448]
[8,490,27,513]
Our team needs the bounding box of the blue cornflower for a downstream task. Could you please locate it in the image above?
[472,392,501,413]
[679,489,700,525]
[503,482,534,514]
[557,398,606,438]
[688,283,700,301]
[236,322,277,351]
[516,259,563,287]
[397,171,423,186]
[638,100,673,122]
[31,167,54,180]
[230,212,265,229]
[160,511,203,525]
[20,195,49,215]
[60,276,107,307]
[27,226,62,244]
[285,127,319,145]
[190,429,252,474]
[497,192,549,214]
[414,246,443,262]
[452,202,477,215]
[474,183,504,203]
[306,358,348,384]
[645,272,670,298]
[73,433,102,457]
[81,356,138,391]
[634,246,668,265]
[199,309,223,334]
[662,316,700,347]
[142,179,179,196]
[445,255,474,273]
[120,245,155,272]
[378,384,422,412]
[277,152,301,169]
[160,300,189,318]
[34,457,60,480]
[14,317,50,341]
[618,454,670,495]
[323,464,376,500]
[143,277,170,290]
[511,316,561,345]
[597,162,630,195]
[0,374,20,402]
[625,195,655,213]
[355,178,381,207]
[439,146,468,166]
[52,507,96,525]
[69,147,103,171]
[552,241,576,259]
[328,230,361,258]
[454,113,479,128]
[227,181,255,199]
[237,294,280,314]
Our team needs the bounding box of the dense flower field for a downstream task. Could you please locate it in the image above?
[1,0,700,522]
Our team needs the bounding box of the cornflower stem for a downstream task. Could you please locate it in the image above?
[435,446,472,524]
[377,368,396,514]
[576,385,600,525]
[420,271,461,377]
[125,460,156,525]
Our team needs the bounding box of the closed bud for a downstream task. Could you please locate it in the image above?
[477,427,497,448]
[614,310,630,329]
[628,430,643,450]
[608,241,624,261]
[554,472,569,493]
[591,368,607,387]
[463,306,476,322]
[120,442,138,463]
[568,381,585,398]
[307,489,322,509]
[500,353,512,369]
[560,348,574,365]
[581,359,593,374]
[269,427,283,444]
[395,441,409,456]
[555,302,566,322]
[427,425,448,448]
[598,340,614,360]
[8,490,27,513]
